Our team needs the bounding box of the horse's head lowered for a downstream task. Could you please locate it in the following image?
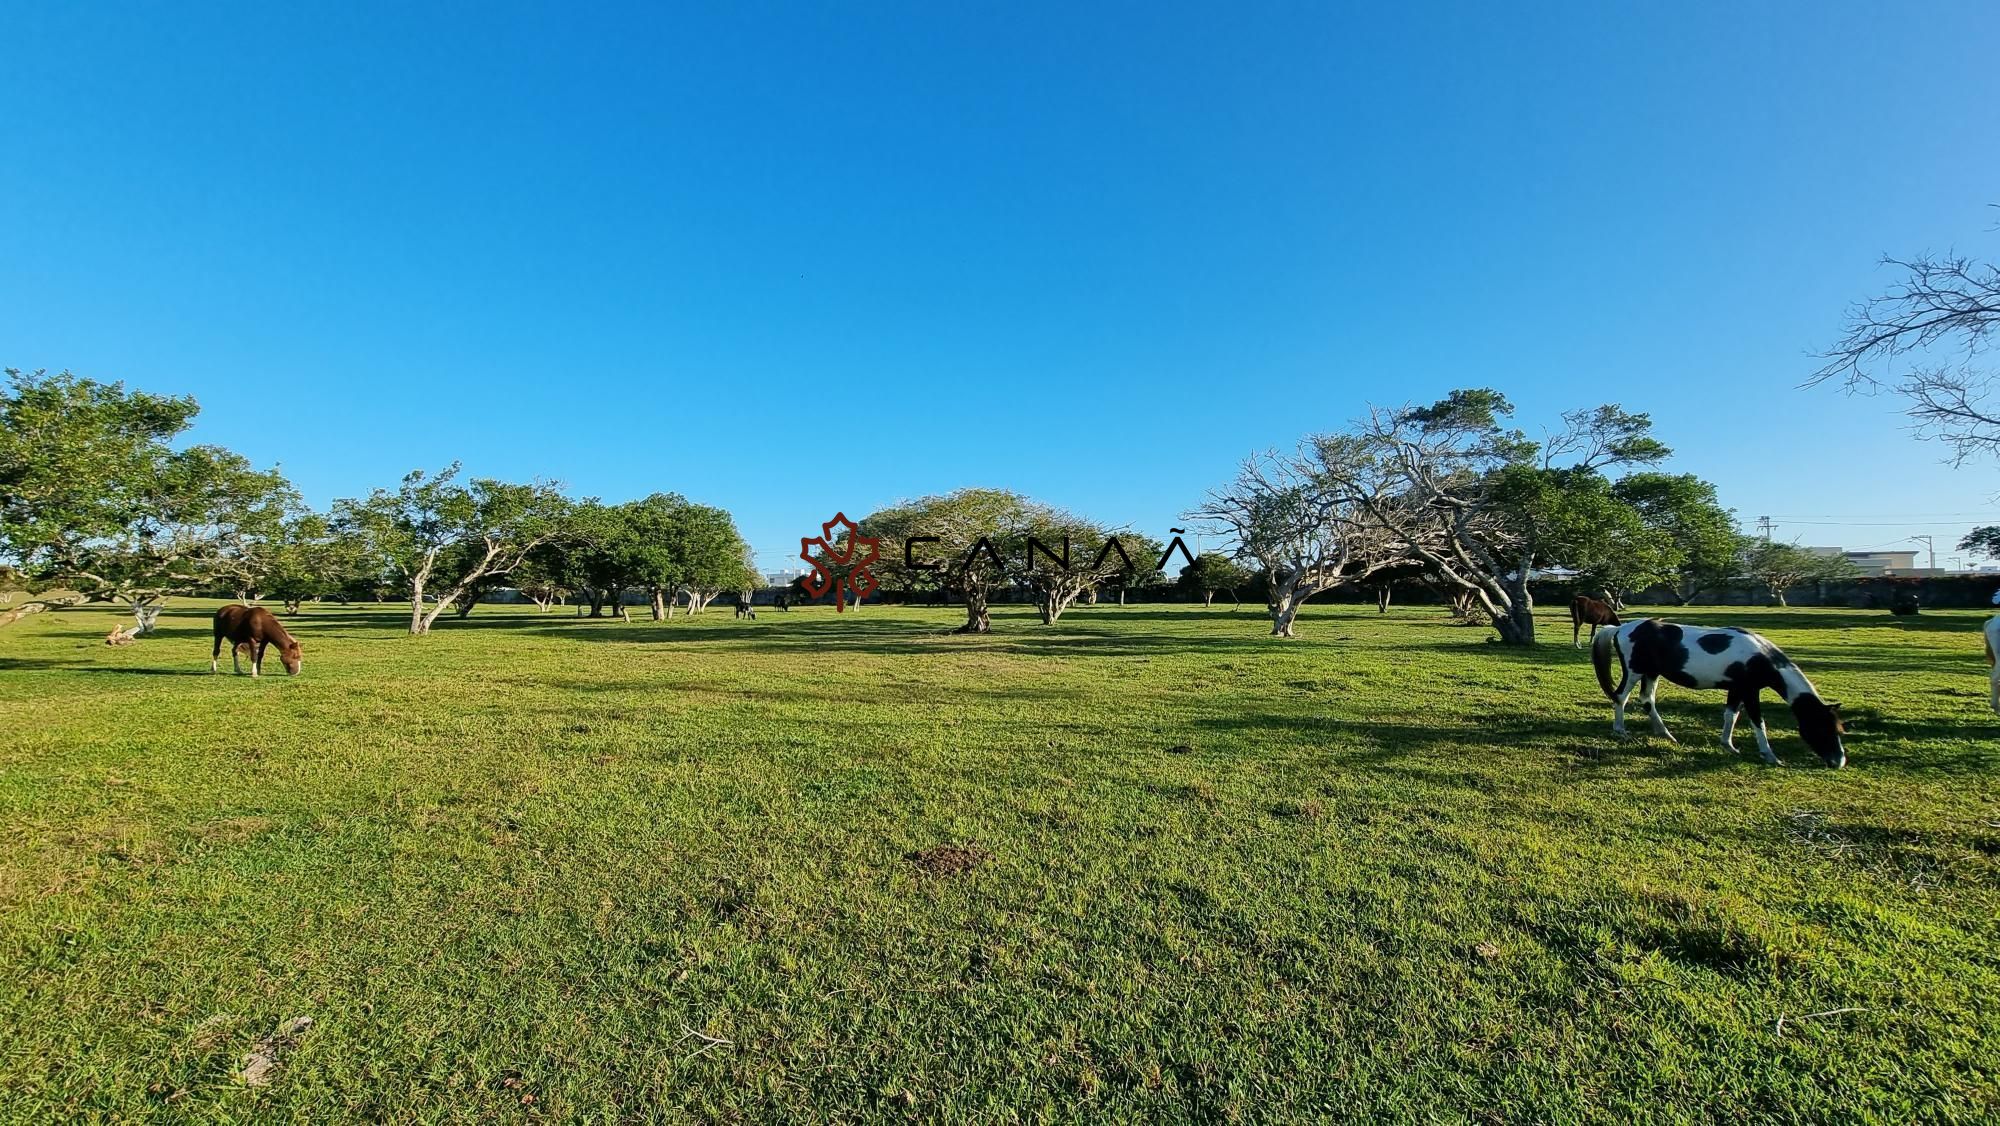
[1792,695,1845,768]
[277,635,303,675]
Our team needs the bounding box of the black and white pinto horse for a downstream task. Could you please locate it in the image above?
[1593,619,1846,768]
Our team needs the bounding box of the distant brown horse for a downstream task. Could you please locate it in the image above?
[1570,595,1620,649]
[212,605,302,676]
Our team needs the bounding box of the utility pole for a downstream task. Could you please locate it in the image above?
[1756,515,1775,541]
[1912,534,1936,572]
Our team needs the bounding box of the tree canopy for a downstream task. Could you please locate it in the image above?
[335,464,571,634]
[1303,391,1672,643]
[1,369,296,630]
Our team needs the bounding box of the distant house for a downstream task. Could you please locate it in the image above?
[1808,547,1920,577]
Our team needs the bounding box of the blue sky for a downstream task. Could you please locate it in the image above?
[5,3,1998,571]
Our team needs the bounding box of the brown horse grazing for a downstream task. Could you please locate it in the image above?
[1571,595,1620,649]
[212,605,302,676]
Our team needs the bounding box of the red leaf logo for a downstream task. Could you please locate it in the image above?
[799,512,881,612]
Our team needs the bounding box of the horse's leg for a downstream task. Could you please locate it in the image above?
[1742,694,1780,765]
[231,641,244,675]
[1611,668,1640,736]
[1572,613,1582,648]
[252,640,265,678]
[1641,677,1677,743]
[1720,699,1740,755]
[212,632,223,674]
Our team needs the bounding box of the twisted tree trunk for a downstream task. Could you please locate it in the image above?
[957,586,991,633]
[1489,568,1536,645]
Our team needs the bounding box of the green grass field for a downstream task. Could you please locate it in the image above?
[2,599,1995,1122]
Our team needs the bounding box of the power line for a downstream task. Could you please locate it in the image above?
[1765,511,2000,519]
[1755,520,1990,528]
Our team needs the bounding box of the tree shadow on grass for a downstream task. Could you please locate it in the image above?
[1645,609,1986,635]
[1186,703,1986,779]
[0,656,211,676]
[449,615,1297,660]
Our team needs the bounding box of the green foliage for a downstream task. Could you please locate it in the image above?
[2,601,1994,1120]
[1741,541,1860,604]
[0,368,200,564]
[1612,473,1744,601]
[333,464,570,630]
[0,369,297,608]
[255,513,371,606]
[1958,525,2000,561]
[1321,389,1671,642]
[1177,552,1250,602]
[863,488,1033,595]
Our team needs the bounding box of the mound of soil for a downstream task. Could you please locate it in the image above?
[907,845,989,877]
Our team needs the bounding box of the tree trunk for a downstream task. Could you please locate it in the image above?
[1267,579,1303,638]
[957,588,991,633]
[131,600,163,635]
[416,590,461,633]
[1491,570,1535,644]
[410,578,427,634]
[1773,587,1789,607]
[1376,586,1391,613]
[1038,587,1081,624]
[1202,591,1215,608]
[650,588,667,620]
[1117,589,1127,606]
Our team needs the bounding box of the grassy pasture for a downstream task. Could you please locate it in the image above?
[0,599,1995,1123]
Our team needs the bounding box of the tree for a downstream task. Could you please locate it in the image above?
[1611,473,1743,605]
[1193,443,1411,638]
[1741,541,1858,606]
[1019,508,1138,624]
[257,512,370,613]
[662,500,757,615]
[1,369,296,634]
[511,541,574,611]
[1103,534,1167,606]
[546,501,633,618]
[1176,552,1249,608]
[864,489,1033,634]
[1959,525,2000,563]
[335,464,570,634]
[1311,391,1670,644]
[1811,239,2000,464]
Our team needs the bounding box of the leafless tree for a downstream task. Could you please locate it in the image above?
[1810,243,2000,465]
[1191,447,1405,638]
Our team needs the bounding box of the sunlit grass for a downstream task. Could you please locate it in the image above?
[1,598,1995,1121]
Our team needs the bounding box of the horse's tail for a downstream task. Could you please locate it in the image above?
[1593,623,1626,700]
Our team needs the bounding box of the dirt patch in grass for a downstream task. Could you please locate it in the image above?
[907,845,989,877]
